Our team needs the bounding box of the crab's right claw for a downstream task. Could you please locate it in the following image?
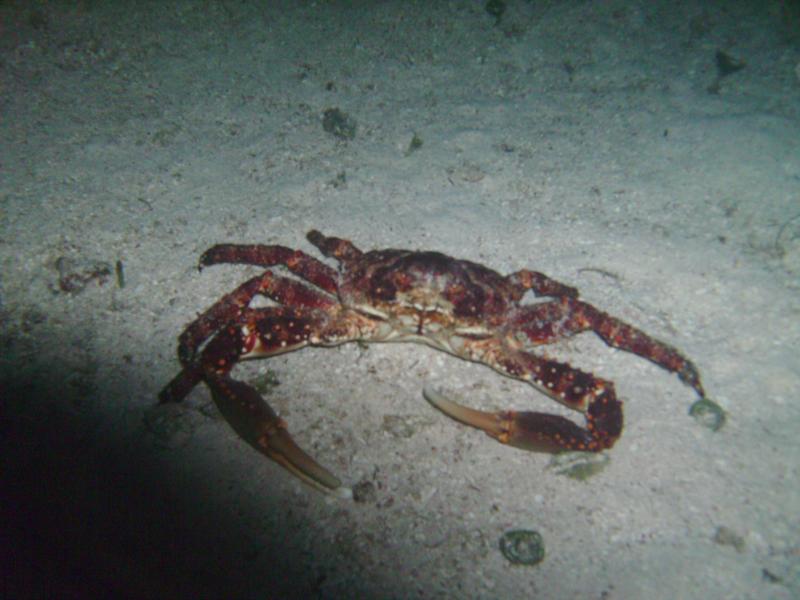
[423,386,618,453]
[208,375,346,494]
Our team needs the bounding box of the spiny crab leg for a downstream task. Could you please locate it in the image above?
[162,300,353,495]
[200,243,339,294]
[510,298,707,399]
[199,315,351,495]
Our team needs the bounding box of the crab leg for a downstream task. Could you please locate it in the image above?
[160,300,348,492]
[200,243,339,294]
[506,269,579,299]
[159,363,205,405]
[205,373,341,491]
[424,384,621,453]
[159,270,337,404]
[511,297,706,398]
[196,309,345,492]
[424,346,623,453]
[176,269,336,366]
[306,229,364,262]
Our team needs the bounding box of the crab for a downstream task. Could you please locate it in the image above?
[159,230,710,493]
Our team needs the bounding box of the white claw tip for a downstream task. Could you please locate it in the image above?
[334,486,353,500]
[422,384,443,405]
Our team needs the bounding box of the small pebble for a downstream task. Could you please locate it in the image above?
[689,398,726,432]
[548,451,609,480]
[352,480,377,503]
[499,529,545,566]
[322,108,356,140]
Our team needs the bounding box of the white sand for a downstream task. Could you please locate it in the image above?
[2,1,799,597]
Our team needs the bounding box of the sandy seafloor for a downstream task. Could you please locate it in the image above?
[2,1,800,598]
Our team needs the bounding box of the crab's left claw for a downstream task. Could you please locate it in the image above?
[423,386,620,453]
[207,375,347,495]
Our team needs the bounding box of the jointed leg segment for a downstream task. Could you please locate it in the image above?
[200,244,339,293]
[159,270,335,404]
[511,296,706,397]
[425,344,623,453]
[160,249,348,491]
[426,291,706,455]
[161,307,345,492]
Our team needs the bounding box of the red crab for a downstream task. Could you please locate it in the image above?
[160,230,709,493]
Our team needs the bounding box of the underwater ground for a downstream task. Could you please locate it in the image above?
[2,1,799,598]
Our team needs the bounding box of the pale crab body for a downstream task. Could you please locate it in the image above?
[331,250,516,349]
[160,230,710,493]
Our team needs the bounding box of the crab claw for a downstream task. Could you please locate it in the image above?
[207,375,345,493]
[423,386,613,453]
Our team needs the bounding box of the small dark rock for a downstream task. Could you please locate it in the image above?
[499,529,545,566]
[689,398,726,432]
[716,50,745,77]
[322,108,357,141]
[485,0,506,23]
[352,480,377,503]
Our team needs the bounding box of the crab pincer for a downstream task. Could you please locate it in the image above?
[423,384,622,453]
[206,374,345,493]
